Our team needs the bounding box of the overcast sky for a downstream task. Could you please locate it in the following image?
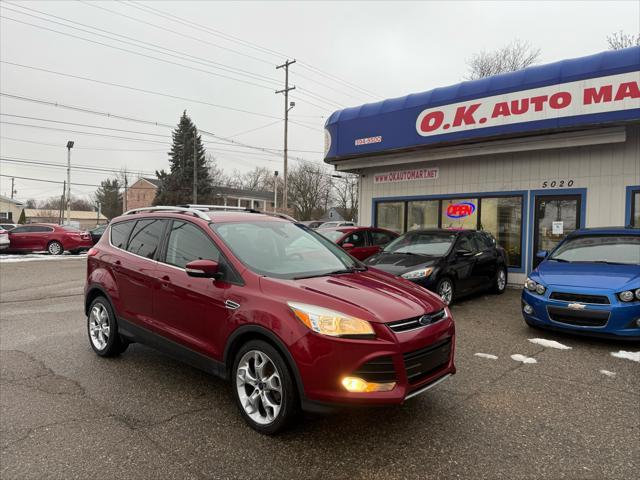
[1,0,638,202]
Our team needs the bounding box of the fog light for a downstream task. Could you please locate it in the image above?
[341,376,396,393]
[523,304,534,315]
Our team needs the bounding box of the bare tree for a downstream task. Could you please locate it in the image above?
[286,163,332,220]
[24,198,37,208]
[465,40,541,80]
[607,30,640,50]
[332,174,359,222]
[39,195,93,211]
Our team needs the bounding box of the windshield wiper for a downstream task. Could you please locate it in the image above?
[293,266,366,280]
[549,258,570,263]
[584,260,629,265]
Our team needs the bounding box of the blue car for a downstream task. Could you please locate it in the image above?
[522,227,640,340]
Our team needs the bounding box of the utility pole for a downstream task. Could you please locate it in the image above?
[66,141,74,225]
[123,173,128,212]
[273,170,278,212]
[192,127,198,204]
[276,59,296,211]
[59,181,66,225]
[10,177,15,199]
[97,202,101,226]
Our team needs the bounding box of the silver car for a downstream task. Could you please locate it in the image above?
[0,228,9,251]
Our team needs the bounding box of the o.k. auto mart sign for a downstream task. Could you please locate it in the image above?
[415,72,639,137]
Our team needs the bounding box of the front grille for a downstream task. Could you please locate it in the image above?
[387,309,447,333]
[549,292,610,305]
[403,338,452,384]
[547,306,609,327]
[352,356,396,383]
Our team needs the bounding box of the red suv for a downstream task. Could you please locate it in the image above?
[7,223,93,255]
[85,206,456,434]
[319,226,399,260]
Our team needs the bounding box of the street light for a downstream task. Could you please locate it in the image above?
[66,141,74,225]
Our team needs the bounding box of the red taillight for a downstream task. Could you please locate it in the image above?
[87,248,99,257]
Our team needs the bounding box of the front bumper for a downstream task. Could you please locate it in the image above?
[522,288,640,339]
[292,311,456,407]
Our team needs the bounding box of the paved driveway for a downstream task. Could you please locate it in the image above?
[1,258,638,479]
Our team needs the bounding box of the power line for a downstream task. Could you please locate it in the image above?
[3,2,282,87]
[0,15,278,91]
[125,0,379,100]
[0,61,283,121]
[0,156,158,177]
[227,119,282,139]
[0,136,167,152]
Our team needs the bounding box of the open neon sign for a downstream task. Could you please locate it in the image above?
[446,202,476,219]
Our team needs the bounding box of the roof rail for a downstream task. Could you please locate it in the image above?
[122,206,209,220]
[178,204,297,222]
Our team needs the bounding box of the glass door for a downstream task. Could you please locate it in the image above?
[532,195,581,269]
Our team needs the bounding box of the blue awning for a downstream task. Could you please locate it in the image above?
[324,47,640,161]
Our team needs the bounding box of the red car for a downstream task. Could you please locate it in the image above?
[7,223,93,255]
[319,226,399,260]
[84,206,456,434]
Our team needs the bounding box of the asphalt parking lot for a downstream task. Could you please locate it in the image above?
[1,256,638,480]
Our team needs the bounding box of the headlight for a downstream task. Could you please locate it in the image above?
[635,289,640,300]
[524,278,546,295]
[401,267,434,280]
[619,291,635,302]
[288,302,375,338]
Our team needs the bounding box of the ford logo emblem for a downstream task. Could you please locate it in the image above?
[418,315,432,326]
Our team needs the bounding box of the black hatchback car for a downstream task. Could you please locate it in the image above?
[365,229,508,305]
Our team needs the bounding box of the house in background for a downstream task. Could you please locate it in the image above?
[125,177,276,211]
[24,209,108,229]
[126,177,160,210]
[0,195,24,223]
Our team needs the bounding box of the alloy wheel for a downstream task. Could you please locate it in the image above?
[438,280,453,305]
[497,269,507,291]
[89,303,111,351]
[48,242,62,255]
[236,350,283,425]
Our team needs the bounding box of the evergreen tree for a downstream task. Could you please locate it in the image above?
[154,111,212,205]
[93,178,122,219]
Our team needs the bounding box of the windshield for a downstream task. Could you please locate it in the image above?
[384,232,457,256]
[212,221,362,279]
[550,235,640,265]
[320,230,346,242]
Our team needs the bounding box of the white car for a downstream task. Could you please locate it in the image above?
[0,228,9,250]
[318,221,356,229]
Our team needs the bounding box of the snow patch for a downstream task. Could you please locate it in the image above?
[528,338,572,350]
[510,354,537,364]
[610,351,640,363]
[474,353,498,360]
[0,253,86,263]
[599,370,616,377]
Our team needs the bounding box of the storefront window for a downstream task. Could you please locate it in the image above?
[480,197,522,267]
[441,198,478,229]
[632,190,640,228]
[407,201,439,230]
[376,202,405,233]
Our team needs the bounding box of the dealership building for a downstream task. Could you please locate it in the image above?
[324,47,640,284]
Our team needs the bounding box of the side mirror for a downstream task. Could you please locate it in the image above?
[456,249,473,257]
[185,259,221,279]
[342,243,355,249]
[536,250,548,259]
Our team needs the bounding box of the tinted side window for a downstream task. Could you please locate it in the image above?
[110,221,135,249]
[127,219,166,259]
[31,226,54,233]
[342,231,366,247]
[371,230,394,246]
[472,233,492,251]
[165,221,220,269]
[456,236,476,253]
[10,226,30,233]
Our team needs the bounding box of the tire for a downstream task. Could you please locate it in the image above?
[232,339,299,435]
[436,277,455,306]
[492,266,508,294]
[47,241,63,255]
[70,249,81,255]
[87,296,128,357]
